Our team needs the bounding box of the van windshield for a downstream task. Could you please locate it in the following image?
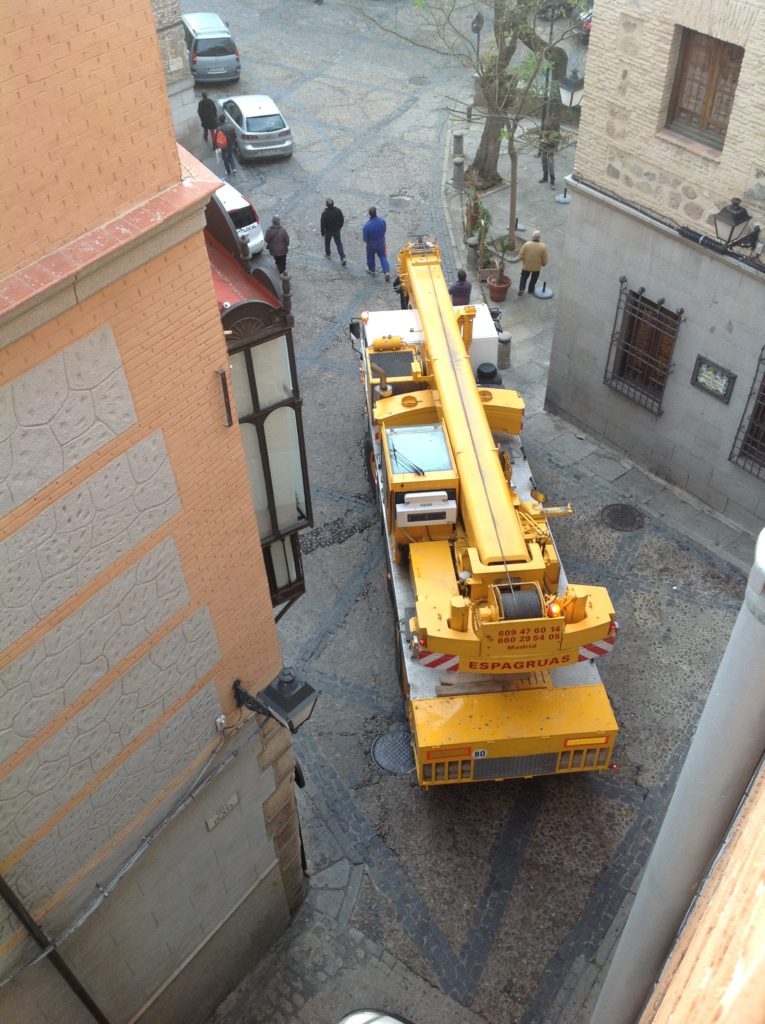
[195,37,237,57]
[245,114,286,133]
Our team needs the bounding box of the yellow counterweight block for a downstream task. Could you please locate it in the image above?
[408,687,618,785]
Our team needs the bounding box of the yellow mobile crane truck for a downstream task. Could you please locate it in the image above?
[351,239,618,787]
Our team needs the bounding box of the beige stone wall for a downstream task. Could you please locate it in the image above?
[0,229,295,1021]
[152,0,189,86]
[575,0,765,233]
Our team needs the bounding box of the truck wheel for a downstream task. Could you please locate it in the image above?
[363,435,375,485]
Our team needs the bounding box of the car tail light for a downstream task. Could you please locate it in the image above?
[191,52,196,65]
[235,50,240,60]
[277,130,290,137]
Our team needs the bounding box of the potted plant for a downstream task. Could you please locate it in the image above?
[486,236,513,302]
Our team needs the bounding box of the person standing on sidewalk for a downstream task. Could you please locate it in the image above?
[215,115,237,177]
[265,215,290,275]
[320,198,346,265]
[362,207,390,281]
[538,131,557,188]
[518,231,548,297]
[448,269,472,306]
[197,92,218,147]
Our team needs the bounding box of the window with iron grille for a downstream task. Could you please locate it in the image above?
[667,28,744,149]
[604,279,683,414]
[730,347,765,480]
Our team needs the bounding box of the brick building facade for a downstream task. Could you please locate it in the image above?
[546,0,765,531]
[0,2,304,1021]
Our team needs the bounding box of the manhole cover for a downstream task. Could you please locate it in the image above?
[371,731,415,775]
[601,503,645,532]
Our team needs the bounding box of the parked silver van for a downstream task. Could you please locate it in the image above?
[182,12,241,84]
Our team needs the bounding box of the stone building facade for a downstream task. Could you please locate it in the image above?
[151,0,198,138]
[0,2,305,1022]
[546,0,765,531]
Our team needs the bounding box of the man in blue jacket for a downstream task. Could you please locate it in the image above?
[362,207,390,281]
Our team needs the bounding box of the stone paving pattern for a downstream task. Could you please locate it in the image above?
[0,607,219,858]
[0,536,189,763]
[5,684,220,936]
[176,2,758,1022]
[0,324,137,514]
[0,430,181,649]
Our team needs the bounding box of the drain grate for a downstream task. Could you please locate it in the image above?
[371,731,415,775]
[601,503,645,532]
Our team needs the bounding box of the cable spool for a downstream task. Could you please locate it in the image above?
[500,588,543,620]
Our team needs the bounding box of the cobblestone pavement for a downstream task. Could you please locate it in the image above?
[189,3,756,1023]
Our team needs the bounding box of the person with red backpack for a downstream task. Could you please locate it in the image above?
[214,115,236,176]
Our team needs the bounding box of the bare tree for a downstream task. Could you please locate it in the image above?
[352,0,583,247]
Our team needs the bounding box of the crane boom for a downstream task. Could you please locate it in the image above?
[399,242,527,564]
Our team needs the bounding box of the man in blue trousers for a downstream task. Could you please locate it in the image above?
[362,207,390,281]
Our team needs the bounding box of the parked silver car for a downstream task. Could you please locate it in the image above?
[182,12,240,83]
[218,95,293,161]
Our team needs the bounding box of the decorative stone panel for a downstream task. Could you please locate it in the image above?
[0,538,189,762]
[0,431,180,650]
[0,608,220,860]
[7,685,220,916]
[0,325,137,513]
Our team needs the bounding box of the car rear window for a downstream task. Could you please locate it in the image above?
[195,37,237,57]
[229,207,257,229]
[245,114,287,133]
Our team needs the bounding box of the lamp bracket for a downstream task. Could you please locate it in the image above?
[728,225,761,251]
[232,680,272,719]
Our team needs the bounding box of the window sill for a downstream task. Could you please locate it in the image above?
[655,128,723,163]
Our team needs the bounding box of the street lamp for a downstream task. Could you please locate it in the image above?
[713,197,761,250]
[233,669,319,734]
[471,12,484,61]
[559,71,585,109]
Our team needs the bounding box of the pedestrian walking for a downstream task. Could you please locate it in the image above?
[392,275,409,310]
[197,92,218,146]
[448,269,472,306]
[320,198,346,265]
[265,215,290,275]
[214,115,237,177]
[538,131,557,188]
[362,207,390,281]
[517,231,548,298]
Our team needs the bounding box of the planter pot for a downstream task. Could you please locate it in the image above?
[487,274,512,302]
[478,265,494,282]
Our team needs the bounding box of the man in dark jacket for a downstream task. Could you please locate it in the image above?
[362,206,390,281]
[265,215,290,274]
[320,198,346,265]
[448,269,472,306]
[197,92,218,146]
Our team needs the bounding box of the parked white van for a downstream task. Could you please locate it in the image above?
[181,12,241,84]
[205,182,265,260]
